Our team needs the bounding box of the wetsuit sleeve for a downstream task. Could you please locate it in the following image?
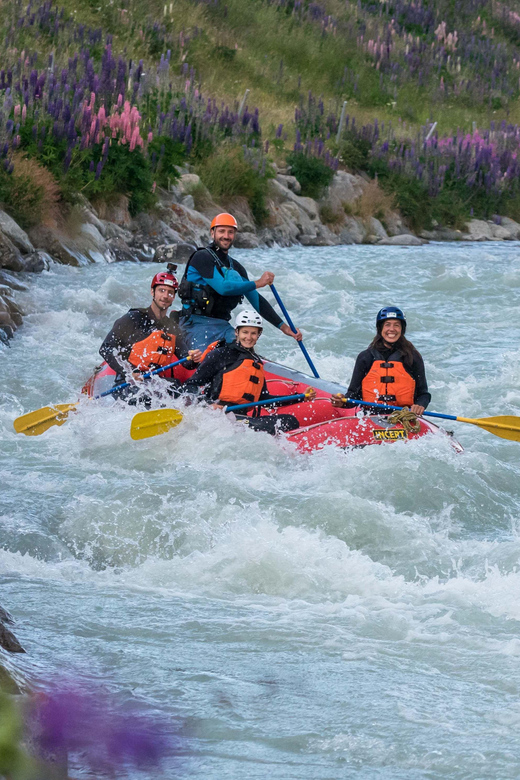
[181,347,228,395]
[99,313,136,375]
[411,352,431,409]
[254,379,298,409]
[188,250,256,296]
[345,350,373,406]
[244,289,284,329]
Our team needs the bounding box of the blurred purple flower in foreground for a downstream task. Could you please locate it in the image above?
[29,683,174,775]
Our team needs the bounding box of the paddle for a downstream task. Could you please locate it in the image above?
[129,393,309,441]
[340,397,520,442]
[270,284,320,378]
[130,408,184,441]
[13,357,189,437]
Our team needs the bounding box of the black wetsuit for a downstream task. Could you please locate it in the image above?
[346,345,431,409]
[99,307,193,404]
[183,341,300,434]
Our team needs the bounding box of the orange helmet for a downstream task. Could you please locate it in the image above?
[210,212,238,231]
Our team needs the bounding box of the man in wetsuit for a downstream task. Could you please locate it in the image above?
[178,212,303,350]
[99,269,201,401]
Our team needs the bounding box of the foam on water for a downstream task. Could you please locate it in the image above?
[1,243,520,778]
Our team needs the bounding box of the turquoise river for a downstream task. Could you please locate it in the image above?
[1,242,520,778]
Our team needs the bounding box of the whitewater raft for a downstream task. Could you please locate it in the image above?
[83,360,463,453]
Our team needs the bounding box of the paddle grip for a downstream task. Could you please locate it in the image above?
[96,357,189,399]
[225,393,305,413]
[270,284,320,379]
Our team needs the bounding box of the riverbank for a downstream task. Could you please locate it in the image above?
[2,164,520,341]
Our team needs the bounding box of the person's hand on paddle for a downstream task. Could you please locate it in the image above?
[255,271,275,289]
[188,349,203,363]
[132,370,145,383]
[280,323,303,341]
[330,393,346,408]
[304,387,317,402]
[410,404,425,416]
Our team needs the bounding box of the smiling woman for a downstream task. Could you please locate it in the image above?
[331,305,431,416]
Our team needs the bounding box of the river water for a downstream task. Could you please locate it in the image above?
[1,243,520,778]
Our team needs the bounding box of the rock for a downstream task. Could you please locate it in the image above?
[161,202,212,246]
[178,173,201,193]
[420,227,464,241]
[276,174,301,194]
[102,221,133,243]
[227,198,256,234]
[22,251,48,273]
[366,217,388,242]
[0,210,34,253]
[95,195,132,227]
[233,231,260,249]
[378,234,427,246]
[4,297,23,326]
[106,238,140,263]
[268,179,320,220]
[464,219,495,241]
[29,223,112,265]
[0,233,24,271]
[384,211,412,237]
[79,206,107,238]
[0,315,15,341]
[0,298,19,330]
[299,225,339,246]
[324,170,365,211]
[0,606,14,625]
[279,202,317,238]
[153,242,196,263]
[0,623,25,653]
[181,194,195,210]
[499,217,520,239]
[339,216,365,244]
[492,223,515,240]
[0,270,28,291]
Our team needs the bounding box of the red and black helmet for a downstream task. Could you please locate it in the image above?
[151,271,178,291]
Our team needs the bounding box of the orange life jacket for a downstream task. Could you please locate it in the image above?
[128,330,177,371]
[361,349,415,407]
[219,355,265,405]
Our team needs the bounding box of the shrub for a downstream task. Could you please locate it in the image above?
[0,154,60,229]
[286,152,334,199]
[348,179,396,223]
[183,180,214,211]
[319,203,344,225]
[198,146,274,224]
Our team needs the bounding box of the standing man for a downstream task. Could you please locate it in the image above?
[99,268,201,399]
[179,212,303,350]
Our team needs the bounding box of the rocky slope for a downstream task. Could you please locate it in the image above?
[2,166,520,341]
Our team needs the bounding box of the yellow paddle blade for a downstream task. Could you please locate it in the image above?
[13,403,78,437]
[457,415,520,442]
[130,408,184,441]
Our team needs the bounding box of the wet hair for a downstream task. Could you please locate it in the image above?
[369,323,417,367]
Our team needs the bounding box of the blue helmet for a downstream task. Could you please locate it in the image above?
[376,306,406,333]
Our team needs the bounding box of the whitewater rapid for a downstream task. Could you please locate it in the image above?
[1,243,520,778]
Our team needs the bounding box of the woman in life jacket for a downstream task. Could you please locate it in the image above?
[183,310,316,435]
[331,307,431,415]
[99,269,202,404]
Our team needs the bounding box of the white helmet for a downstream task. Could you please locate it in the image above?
[235,310,263,329]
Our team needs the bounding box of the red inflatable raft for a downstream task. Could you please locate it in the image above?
[82,360,463,453]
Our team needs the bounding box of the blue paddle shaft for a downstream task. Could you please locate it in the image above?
[226,393,305,413]
[270,284,320,379]
[345,397,458,422]
[96,357,189,399]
